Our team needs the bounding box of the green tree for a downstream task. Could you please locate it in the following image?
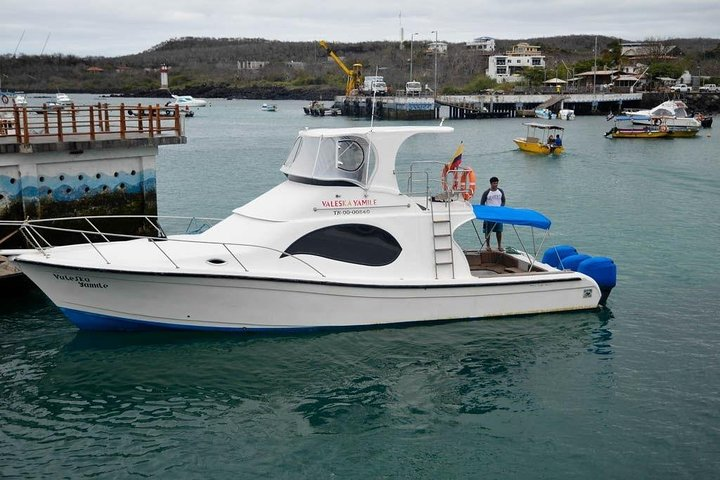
[646,62,684,80]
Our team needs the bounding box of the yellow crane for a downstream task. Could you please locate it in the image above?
[319,40,363,96]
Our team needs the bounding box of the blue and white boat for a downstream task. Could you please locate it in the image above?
[1,126,615,331]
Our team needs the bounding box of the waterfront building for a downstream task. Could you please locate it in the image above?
[465,37,495,53]
[486,43,545,83]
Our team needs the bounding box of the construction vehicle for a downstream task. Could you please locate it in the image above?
[319,40,363,96]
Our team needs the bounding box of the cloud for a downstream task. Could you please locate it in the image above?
[1,0,718,57]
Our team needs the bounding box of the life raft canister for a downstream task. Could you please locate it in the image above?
[460,167,476,200]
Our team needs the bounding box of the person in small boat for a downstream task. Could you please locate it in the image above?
[480,176,506,252]
[554,135,562,147]
[547,134,555,146]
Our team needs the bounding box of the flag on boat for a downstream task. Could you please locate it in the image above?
[446,142,464,169]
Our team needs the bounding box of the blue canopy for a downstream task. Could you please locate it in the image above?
[472,205,552,229]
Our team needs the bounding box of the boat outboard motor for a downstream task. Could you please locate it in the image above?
[578,257,617,305]
[561,253,592,271]
[542,245,577,268]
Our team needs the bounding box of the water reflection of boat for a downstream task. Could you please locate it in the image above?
[2,126,616,332]
[513,123,565,154]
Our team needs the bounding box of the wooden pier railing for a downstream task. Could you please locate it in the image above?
[0,103,184,144]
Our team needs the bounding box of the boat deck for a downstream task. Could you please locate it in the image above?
[465,250,548,277]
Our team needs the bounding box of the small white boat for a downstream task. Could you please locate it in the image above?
[558,109,575,120]
[55,92,72,105]
[13,92,27,106]
[1,126,615,332]
[167,94,208,108]
[535,108,556,120]
[44,92,73,109]
[261,103,277,112]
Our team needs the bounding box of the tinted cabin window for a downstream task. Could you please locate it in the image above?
[283,224,402,266]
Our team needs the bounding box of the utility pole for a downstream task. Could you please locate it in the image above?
[593,36,598,94]
[431,30,438,95]
[409,32,418,82]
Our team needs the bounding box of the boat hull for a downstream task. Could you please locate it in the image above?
[606,129,669,138]
[17,260,601,331]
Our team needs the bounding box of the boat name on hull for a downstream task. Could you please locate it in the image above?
[53,273,108,289]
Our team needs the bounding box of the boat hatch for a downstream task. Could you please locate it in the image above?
[281,134,377,187]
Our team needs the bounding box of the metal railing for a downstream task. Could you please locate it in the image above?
[397,160,472,208]
[1,215,326,277]
[0,103,184,143]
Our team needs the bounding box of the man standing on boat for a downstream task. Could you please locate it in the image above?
[480,177,506,251]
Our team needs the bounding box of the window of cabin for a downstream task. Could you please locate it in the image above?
[282,224,402,266]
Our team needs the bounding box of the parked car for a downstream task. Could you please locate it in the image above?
[699,84,718,92]
[670,84,691,92]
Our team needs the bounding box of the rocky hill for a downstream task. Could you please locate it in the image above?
[1,36,719,99]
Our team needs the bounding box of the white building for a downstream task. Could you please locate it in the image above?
[238,60,269,70]
[621,42,675,58]
[426,41,448,55]
[486,43,545,83]
[466,37,495,52]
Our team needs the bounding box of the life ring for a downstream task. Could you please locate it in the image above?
[460,167,476,200]
[441,164,460,191]
[1,95,8,104]
[659,124,668,133]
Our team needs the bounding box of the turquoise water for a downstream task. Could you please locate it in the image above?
[2,95,720,478]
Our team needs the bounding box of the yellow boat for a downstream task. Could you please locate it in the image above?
[604,127,669,139]
[513,122,565,155]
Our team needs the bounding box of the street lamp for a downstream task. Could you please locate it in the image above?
[409,32,418,82]
[431,30,438,95]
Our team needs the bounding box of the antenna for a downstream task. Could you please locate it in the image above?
[399,12,404,49]
[13,30,25,58]
[41,33,51,56]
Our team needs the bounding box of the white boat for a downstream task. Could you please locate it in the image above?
[558,109,575,120]
[623,100,701,131]
[44,92,73,109]
[13,92,27,106]
[535,108,556,120]
[0,126,616,332]
[261,103,277,112]
[55,92,72,105]
[167,94,208,108]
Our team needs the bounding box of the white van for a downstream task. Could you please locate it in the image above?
[405,81,422,96]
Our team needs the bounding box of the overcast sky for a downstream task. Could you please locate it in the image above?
[2,0,718,57]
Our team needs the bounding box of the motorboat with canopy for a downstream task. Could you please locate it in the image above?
[622,100,701,134]
[513,122,565,154]
[1,125,615,331]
